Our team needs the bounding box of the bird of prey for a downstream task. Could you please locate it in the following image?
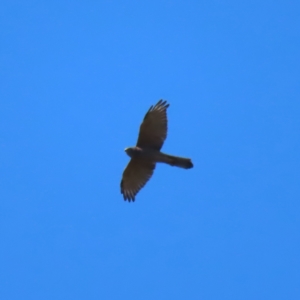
[121,99,193,202]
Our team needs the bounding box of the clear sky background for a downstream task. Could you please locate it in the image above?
[1,1,299,299]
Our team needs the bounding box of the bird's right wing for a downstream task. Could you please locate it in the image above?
[121,158,156,202]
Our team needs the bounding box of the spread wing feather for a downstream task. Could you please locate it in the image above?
[121,158,156,202]
[136,99,169,150]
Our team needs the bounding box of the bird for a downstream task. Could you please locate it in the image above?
[121,99,193,202]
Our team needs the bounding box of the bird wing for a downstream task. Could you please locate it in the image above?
[136,100,169,150]
[121,158,156,202]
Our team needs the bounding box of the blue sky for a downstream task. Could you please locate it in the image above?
[1,1,299,299]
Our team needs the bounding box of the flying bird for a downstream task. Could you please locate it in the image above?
[121,99,193,202]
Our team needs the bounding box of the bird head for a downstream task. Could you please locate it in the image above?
[124,147,139,158]
[124,147,133,157]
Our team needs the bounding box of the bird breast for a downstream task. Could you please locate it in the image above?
[128,147,157,160]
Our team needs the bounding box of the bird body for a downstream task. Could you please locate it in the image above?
[125,146,193,169]
[121,100,193,202]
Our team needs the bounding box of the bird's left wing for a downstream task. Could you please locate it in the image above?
[136,100,169,150]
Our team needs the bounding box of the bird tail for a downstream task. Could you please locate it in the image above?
[160,153,193,169]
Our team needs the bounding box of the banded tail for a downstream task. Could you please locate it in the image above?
[161,153,193,169]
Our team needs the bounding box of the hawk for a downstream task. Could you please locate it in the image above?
[121,99,193,202]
